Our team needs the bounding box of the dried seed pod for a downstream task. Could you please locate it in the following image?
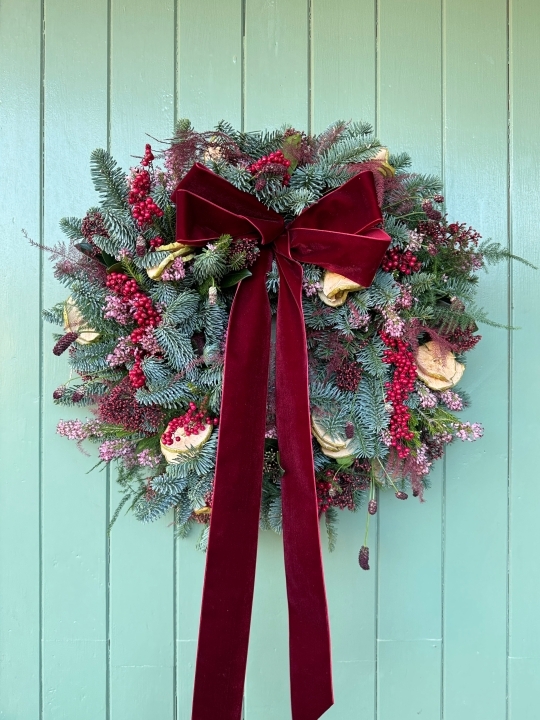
[53,332,79,356]
[358,545,370,570]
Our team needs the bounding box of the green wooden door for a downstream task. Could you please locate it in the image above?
[1,1,539,718]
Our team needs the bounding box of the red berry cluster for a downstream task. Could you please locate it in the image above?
[381,332,416,459]
[149,235,164,249]
[131,294,161,329]
[317,472,335,514]
[140,143,155,167]
[106,272,138,296]
[106,273,162,389]
[162,402,218,445]
[381,248,422,275]
[248,150,291,186]
[129,356,146,389]
[131,196,164,228]
[128,169,151,204]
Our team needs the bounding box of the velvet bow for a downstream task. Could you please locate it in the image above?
[171,163,390,720]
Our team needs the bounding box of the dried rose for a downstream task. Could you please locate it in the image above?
[63,296,100,345]
[311,414,355,461]
[373,147,395,177]
[415,340,465,391]
[318,271,363,307]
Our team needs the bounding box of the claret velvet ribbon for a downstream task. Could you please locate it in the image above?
[171,164,390,720]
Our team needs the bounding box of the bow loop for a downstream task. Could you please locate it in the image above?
[173,163,285,245]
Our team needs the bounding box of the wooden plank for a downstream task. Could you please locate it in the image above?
[178,0,243,128]
[40,1,109,717]
[242,1,308,716]
[311,2,378,717]
[376,2,443,717]
[311,0,376,132]
[443,1,509,717]
[244,0,309,131]
[508,1,540,717]
[0,1,42,717]
[175,2,243,716]
[108,1,176,718]
[322,516,378,720]
[377,640,441,718]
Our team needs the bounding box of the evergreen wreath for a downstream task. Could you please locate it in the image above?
[40,120,529,565]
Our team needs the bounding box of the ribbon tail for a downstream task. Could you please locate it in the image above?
[191,249,273,720]
[275,251,334,720]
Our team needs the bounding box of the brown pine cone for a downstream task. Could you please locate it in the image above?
[53,332,79,356]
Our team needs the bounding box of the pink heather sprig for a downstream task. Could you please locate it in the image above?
[417,383,438,409]
[56,419,88,441]
[412,444,432,477]
[137,449,161,468]
[137,326,162,355]
[396,283,413,310]
[302,279,322,297]
[347,301,370,330]
[107,336,135,368]
[381,306,405,338]
[104,294,132,325]
[440,389,463,411]
[98,439,137,464]
[407,230,423,252]
[161,256,186,281]
[453,421,483,442]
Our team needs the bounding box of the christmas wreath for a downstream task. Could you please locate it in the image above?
[40,120,527,719]
[44,120,513,550]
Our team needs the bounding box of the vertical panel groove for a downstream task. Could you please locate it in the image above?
[38,0,46,717]
[106,2,112,718]
[241,0,246,131]
[173,5,179,717]
[440,2,447,717]
[307,0,312,134]
[505,1,513,718]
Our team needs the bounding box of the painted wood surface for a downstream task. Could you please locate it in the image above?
[1,1,539,718]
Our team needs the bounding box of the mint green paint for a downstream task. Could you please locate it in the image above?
[1,1,539,718]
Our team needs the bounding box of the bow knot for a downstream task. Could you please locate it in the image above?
[171,163,390,720]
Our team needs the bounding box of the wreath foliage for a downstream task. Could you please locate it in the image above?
[42,120,526,558]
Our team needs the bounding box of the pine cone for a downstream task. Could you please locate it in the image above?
[53,332,79,356]
[368,499,378,515]
[71,388,85,403]
[395,491,408,500]
[358,545,370,570]
[52,387,65,400]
